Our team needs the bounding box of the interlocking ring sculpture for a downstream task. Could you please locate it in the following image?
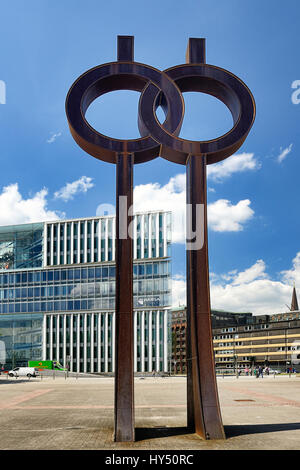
[66,36,255,442]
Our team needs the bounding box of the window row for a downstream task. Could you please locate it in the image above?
[0,261,170,286]
[0,295,171,313]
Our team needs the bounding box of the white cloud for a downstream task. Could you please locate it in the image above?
[46,132,62,144]
[134,174,186,243]
[133,152,259,242]
[54,176,94,202]
[0,183,63,225]
[172,274,187,308]
[231,259,267,285]
[281,252,300,286]
[208,199,254,232]
[134,178,254,243]
[171,256,300,315]
[207,152,260,181]
[277,144,293,163]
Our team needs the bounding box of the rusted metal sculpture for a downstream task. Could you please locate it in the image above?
[65,36,255,442]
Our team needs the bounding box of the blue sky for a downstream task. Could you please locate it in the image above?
[0,0,300,314]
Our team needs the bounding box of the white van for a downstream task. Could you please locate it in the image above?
[8,367,39,378]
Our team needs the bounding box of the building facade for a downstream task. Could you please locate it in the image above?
[0,211,172,373]
[171,302,300,373]
[213,314,300,371]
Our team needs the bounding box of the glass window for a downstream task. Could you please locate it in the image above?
[81,268,87,280]
[146,264,152,276]
[102,267,108,279]
[138,264,144,276]
[88,268,94,279]
[33,272,41,283]
[109,266,115,278]
[54,286,60,297]
[0,223,43,270]
[34,287,40,297]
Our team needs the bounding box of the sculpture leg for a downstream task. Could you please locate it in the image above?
[186,154,225,440]
[114,152,135,441]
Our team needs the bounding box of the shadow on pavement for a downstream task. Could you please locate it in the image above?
[225,422,300,438]
[135,426,192,441]
[136,422,300,441]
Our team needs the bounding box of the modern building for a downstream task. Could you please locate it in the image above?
[0,211,172,373]
[171,289,300,373]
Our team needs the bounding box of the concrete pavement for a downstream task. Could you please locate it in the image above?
[0,374,299,450]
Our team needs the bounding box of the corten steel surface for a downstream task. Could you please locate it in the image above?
[139,38,255,440]
[65,35,255,442]
[139,41,255,165]
[65,37,183,164]
[114,152,134,441]
[186,155,224,439]
[65,35,184,442]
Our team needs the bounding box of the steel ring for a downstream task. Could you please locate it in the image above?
[138,63,256,165]
[65,61,184,164]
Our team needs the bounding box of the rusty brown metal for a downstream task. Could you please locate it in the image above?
[138,40,255,166]
[65,36,184,165]
[114,151,135,441]
[186,155,225,439]
[66,35,255,442]
[65,35,184,442]
[138,37,255,440]
[185,38,224,440]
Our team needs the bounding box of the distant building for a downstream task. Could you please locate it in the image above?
[0,211,172,373]
[171,288,300,373]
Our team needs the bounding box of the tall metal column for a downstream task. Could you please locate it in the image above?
[114,152,135,442]
[186,155,225,439]
[66,34,255,442]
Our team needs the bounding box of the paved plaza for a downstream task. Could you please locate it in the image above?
[0,374,300,450]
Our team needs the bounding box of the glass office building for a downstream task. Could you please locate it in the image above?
[0,211,172,373]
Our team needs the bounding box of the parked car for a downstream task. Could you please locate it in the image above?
[8,367,39,378]
[268,369,280,374]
